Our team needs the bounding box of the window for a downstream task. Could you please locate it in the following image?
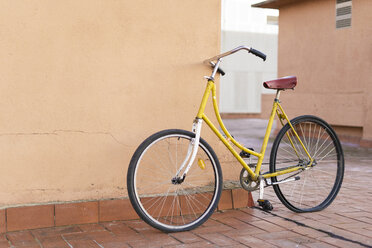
[336,0,352,29]
[267,15,278,25]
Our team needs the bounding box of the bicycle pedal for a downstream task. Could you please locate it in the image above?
[257,199,273,212]
[239,148,254,158]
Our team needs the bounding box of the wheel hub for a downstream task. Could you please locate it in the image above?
[171,176,184,185]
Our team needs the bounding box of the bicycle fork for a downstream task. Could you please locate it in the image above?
[173,118,203,182]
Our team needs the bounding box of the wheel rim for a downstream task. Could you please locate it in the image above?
[133,134,220,230]
[272,119,343,212]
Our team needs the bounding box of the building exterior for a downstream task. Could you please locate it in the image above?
[0,0,256,233]
[0,0,256,232]
[254,0,372,146]
[220,0,278,114]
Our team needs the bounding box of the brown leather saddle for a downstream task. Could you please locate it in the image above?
[263,76,297,90]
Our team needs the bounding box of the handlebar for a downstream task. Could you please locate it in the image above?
[204,46,266,78]
[204,46,266,65]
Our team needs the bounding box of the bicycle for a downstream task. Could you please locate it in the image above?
[127,46,344,232]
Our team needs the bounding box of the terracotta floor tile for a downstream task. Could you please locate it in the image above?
[101,233,145,244]
[66,239,101,248]
[351,228,372,238]
[141,232,180,245]
[190,221,234,234]
[289,226,329,239]
[55,202,98,226]
[273,211,308,221]
[163,241,216,248]
[128,239,170,248]
[288,235,317,245]
[103,222,139,236]
[6,205,54,232]
[6,231,35,244]
[317,236,365,248]
[197,233,240,246]
[170,232,203,243]
[261,216,299,229]
[331,222,371,230]
[94,238,131,248]
[357,217,372,224]
[200,218,222,227]
[0,210,5,234]
[78,223,106,232]
[240,208,273,219]
[0,236,6,243]
[254,230,301,240]
[83,230,115,241]
[218,190,233,211]
[0,241,10,248]
[212,209,251,220]
[40,236,70,248]
[216,216,258,230]
[10,243,40,248]
[248,220,286,232]
[122,220,159,233]
[234,213,262,223]
[232,235,277,248]
[232,188,250,209]
[31,226,82,242]
[305,242,339,248]
[99,199,138,222]
[266,238,306,248]
[62,232,90,241]
[223,226,267,239]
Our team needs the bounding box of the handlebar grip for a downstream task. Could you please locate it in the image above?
[249,48,267,61]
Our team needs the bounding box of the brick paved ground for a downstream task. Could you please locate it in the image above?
[1,119,372,247]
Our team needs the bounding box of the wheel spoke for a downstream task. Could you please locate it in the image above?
[271,117,344,213]
[128,131,221,232]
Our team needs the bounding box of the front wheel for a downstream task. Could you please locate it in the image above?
[127,129,222,232]
[270,115,344,212]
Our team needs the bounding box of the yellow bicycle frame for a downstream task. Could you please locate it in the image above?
[197,80,313,181]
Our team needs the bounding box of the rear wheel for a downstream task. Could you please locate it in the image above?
[270,116,344,212]
[127,129,222,232]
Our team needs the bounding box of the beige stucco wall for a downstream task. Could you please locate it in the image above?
[263,0,372,141]
[0,0,234,208]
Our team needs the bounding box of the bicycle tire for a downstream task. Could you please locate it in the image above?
[127,129,222,232]
[270,115,344,212]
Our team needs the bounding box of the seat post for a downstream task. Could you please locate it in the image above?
[275,90,281,101]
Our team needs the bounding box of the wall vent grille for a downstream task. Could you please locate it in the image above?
[336,0,352,29]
